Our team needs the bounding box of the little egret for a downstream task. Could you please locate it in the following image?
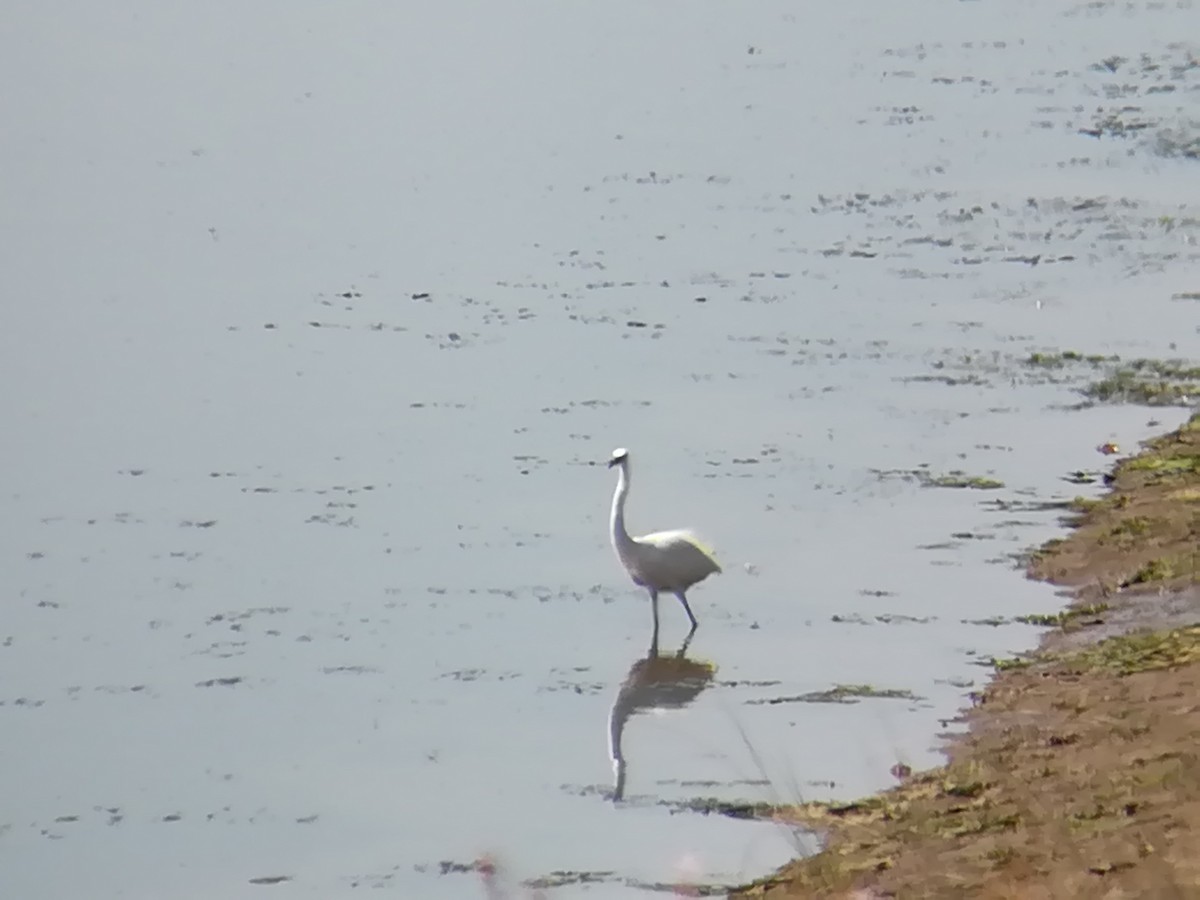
[606,447,721,633]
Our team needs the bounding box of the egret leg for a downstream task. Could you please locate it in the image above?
[679,623,697,658]
[674,591,699,629]
[649,589,660,639]
[647,625,660,659]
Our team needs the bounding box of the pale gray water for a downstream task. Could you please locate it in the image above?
[3,1,1200,897]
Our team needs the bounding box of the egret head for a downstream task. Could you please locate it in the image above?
[607,447,629,469]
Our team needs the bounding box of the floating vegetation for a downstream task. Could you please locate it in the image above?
[992,657,1032,672]
[926,473,1005,490]
[831,613,935,626]
[981,498,1075,514]
[748,684,921,705]
[1152,123,1200,161]
[525,870,619,889]
[913,350,1199,410]
[195,676,245,688]
[1015,603,1110,629]
[873,467,1004,490]
[1083,359,1200,407]
[670,797,784,819]
[1024,351,1116,368]
[874,613,935,625]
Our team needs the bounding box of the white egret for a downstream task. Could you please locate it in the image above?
[606,447,721,633]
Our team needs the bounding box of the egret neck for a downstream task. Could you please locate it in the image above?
[609,460,637,563]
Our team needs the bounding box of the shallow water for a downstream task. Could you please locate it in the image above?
[3,1,1200,897]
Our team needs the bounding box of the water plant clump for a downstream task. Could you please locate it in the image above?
[1083,358,1200,407]
[1024,350,1116,368]
[872,467,1005,490]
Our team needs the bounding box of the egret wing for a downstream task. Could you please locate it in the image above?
[636,529,722,573]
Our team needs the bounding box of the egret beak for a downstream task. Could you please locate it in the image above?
[607,458,619,468]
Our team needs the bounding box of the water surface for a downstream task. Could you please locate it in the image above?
[3,1,1200,897]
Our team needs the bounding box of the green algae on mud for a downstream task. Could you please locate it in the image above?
[1014,602,1111,630]
[1056,625,1200,677]
[1031,410,1200,593]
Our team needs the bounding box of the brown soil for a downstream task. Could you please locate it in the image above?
[734,413,1200,899]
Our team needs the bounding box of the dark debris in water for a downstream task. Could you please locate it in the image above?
[248,875,292,885]
[415,859,485,876]
[538,679,605,695]
[662,777,773,789]
[831,613,872,625]
[981,497,1075,514]
[95,684,148,695]
[626,878,731,896]
[525,869,619,889]
[195,676,245,688]
[557,783,612,798]
[414,855,729,897]
[207,607,290,626]
[2,697,47,708]
[832,613,935,626]
[919,541,962,551]
[439,668,523,683]
[876,613,935,625]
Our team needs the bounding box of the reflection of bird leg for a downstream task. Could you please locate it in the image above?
[678,623,697,658]
[674,591,698,629]
[612,763,626,802]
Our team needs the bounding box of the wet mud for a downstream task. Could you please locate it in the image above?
[734,412,1200,897]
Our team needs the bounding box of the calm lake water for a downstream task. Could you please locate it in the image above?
[3,1,1199,897]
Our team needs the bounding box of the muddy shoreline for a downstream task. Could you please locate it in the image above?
[733,411,1200,897]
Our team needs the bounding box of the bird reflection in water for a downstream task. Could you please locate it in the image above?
[607,627,717,802]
